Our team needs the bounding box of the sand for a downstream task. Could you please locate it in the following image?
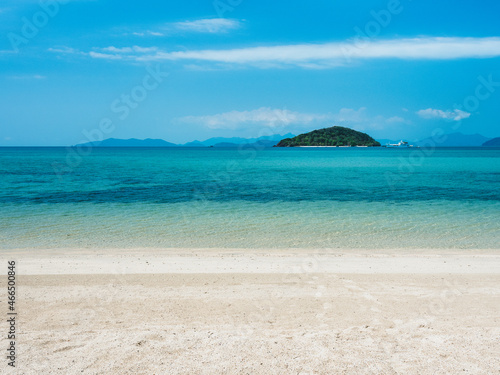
[0,249,499,374]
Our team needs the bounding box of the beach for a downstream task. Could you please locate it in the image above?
[1,148,498,373]
[2,248,499,374]
[3,0,500,372]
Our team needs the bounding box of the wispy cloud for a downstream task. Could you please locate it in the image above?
[48,46,83,55]
[65,37,500,69]
[172,18,241,34]
[124,18,242,38]
[100,46,159,53]
[88,51,123,60]
[179,107,330,130]
[179,106,411,131]
[131,31,164,37]
[85,46,159,60]
[417,108,471,121]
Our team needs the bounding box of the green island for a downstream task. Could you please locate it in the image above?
[275,126,381,147]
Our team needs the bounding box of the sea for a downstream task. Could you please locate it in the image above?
[1,147,499,250]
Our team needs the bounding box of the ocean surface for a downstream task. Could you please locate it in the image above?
[1,147,499,249]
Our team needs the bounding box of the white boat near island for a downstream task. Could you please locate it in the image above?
[383,140,417,148]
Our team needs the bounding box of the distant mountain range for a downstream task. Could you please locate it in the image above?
[183,133,295,148]
[76,131,498,148]
[76,133,295,148]
[78,138,178,147]
[377,132,495,147]
[482,137,500,146]
[414,132,491,147]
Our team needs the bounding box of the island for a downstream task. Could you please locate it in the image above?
[275,126,381,147]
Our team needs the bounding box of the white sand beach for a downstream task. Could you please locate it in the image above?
[1,249,499,374]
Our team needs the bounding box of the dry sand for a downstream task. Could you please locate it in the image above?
[0,249,499,374]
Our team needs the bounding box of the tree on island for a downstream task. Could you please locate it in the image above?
[275,126,381,147]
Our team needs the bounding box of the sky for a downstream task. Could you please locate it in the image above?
[1,0,500,146]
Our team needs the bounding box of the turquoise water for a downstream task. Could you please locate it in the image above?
[0,147,499,249]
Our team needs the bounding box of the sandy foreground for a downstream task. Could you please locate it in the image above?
[0,249,499,374]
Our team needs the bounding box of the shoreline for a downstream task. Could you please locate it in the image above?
[2,248,499,275]
[296,145,370,147]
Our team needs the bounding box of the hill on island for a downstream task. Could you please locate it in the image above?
[482,137,500,146]
[275,126,381,147]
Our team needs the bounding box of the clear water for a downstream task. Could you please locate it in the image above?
[0,147,499,249]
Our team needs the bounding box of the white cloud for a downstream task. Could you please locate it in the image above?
[100,46,158,53]
[132,31,164,37]
[172,18,241,34]
[72,37,500,69]
[179,106,411,132]
[49,46,158,60]
[126,18,241,38]
[48,46,82,54]
[88,51,123,60]
[417,108,471,121]
[180,107,330,130]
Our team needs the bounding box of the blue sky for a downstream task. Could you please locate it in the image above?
[1,0,500,146]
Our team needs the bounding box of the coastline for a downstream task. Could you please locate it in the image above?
[2,248,499,374]
[3,248,500,275]
[296,145,369,147]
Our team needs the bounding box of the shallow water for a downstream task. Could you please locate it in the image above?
[1,147,499,249]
